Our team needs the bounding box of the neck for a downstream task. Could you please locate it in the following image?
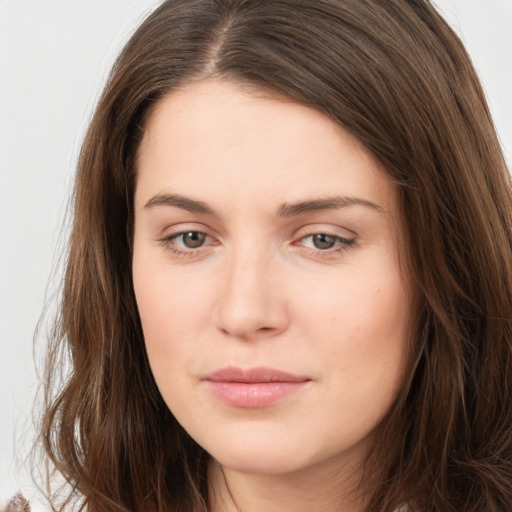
[208,456,372,512]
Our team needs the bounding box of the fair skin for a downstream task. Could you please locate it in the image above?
[132,79,411,512]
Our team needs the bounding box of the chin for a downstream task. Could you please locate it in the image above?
[198,430,309,475]
[215,449,307,476]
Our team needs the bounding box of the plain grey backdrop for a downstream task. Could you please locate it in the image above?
[1,1,511,509]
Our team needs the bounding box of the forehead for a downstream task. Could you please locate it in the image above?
[135,79,397,216]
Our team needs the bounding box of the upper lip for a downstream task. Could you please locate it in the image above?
[205,366,310,383]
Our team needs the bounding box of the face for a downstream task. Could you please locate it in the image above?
[133,79,411,479]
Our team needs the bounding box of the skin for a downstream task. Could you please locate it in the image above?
[132,79,412,512]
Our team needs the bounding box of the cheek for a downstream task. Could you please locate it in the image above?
[312,279,409,439]
[132,258,227,418]
[133,254,193,363]
[302,264,409,331]
[133,253,213,335]
[132,265,207,411]
[134,276,176,350]
[299,265,410,388]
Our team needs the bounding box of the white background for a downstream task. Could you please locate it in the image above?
[0,1,511,509]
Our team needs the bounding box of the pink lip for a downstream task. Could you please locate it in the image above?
[203,366,311,408]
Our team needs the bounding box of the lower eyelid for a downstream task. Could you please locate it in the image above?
[302,241,356,260]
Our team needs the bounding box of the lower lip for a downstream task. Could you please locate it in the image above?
[206,381,308,408]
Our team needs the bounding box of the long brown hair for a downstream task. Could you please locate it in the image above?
[39,1,512,510]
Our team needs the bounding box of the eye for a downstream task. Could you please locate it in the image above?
[308,233,338,250]
[159,230,216,256]
[176,231,207,249]
[298,232,356,254]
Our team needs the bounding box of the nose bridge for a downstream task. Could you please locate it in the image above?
[215,241,287,339]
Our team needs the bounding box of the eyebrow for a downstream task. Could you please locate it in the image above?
[276,196,383,217]
[144,193,382,217]
[144,194,216,215]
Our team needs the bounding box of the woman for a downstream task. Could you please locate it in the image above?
[37,0,512,511]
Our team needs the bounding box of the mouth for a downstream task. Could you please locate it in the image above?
[203,366,311,408]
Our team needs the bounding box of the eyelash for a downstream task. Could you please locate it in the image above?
[158,230,356,259]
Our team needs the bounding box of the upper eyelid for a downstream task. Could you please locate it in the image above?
[161,227,355,237]
[159,223,215,238]
[300,233,354,242]
[292,224,357,240]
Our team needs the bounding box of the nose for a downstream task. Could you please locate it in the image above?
[214,248,289,340]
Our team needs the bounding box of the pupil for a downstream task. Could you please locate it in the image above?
[313,234,335,250]
[183,232,205,248]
